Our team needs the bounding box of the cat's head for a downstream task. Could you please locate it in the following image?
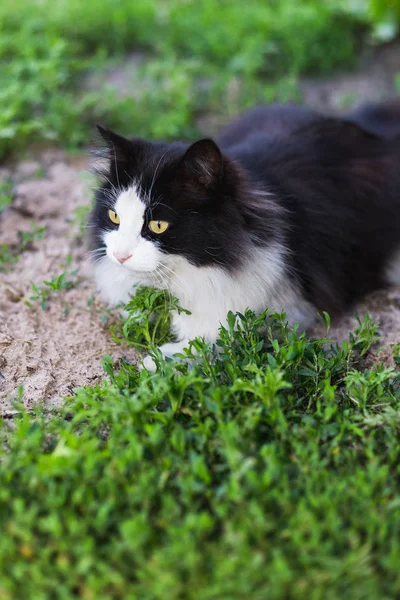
[89,126,251,282]
[89,125,283,303]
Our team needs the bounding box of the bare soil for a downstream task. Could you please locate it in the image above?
[1,41,400,413]
[0,152,137,414]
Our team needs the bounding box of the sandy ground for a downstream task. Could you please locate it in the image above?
[0,152,138,414]
[1,41,400,413]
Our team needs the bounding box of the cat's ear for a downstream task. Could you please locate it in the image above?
[96,124,133,159]
[178,139,223,188]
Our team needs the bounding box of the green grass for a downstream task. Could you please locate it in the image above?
[1,0,398,159]
[1,297,400,598]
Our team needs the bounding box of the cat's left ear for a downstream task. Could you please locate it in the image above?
[178,139,223,188]
[96,124,133,159]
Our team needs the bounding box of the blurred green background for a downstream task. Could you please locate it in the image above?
[0,0,399,160]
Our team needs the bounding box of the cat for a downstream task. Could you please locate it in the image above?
[89,100,400,370]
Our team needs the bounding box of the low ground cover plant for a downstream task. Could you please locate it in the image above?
[1,292,399,598]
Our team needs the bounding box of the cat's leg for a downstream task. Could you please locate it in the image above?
[142,309,220,371]
[385,246,400,286]
[285,305,317,332]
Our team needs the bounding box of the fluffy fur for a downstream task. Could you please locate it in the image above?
[89,101,400,369]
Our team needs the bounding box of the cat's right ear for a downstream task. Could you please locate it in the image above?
[96,124,134,159]
[178,139,223,189]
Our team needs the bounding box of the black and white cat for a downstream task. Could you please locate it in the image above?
[89,101,400,370]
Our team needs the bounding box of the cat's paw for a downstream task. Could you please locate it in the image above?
[142,354,157,372]
[158,341,189,359]
[141,340,190,371]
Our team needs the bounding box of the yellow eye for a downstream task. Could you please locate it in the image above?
[149,220,169,234]
[108,209,120,225]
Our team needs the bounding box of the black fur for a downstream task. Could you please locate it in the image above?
[91,100,400,318]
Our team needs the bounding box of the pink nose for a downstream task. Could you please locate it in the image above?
[113,252,132,264]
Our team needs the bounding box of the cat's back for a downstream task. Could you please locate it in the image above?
[218,102,400,314]
[217,104,317,149]
[219,104,400,194]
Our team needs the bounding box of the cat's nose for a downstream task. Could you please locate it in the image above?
[113,252,132,264]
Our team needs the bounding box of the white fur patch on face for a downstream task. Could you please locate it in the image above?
[104,185,163,273]
[93,184,166,305]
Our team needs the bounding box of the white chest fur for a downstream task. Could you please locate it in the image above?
[165,246,315,343]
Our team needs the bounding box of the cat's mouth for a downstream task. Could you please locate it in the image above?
[113,259,176,285]
[108,253,157,274]
[115,261,157,276]
[113,261,174,289]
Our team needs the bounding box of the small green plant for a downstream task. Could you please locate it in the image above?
[71,202,92,239]
[0,178,13,212]
[0,243,13,266]
[350,312,380,356]
[0,223,45,272]
[111,285,190,351]
[337,91,359,110]
[394,71,400,93]
[27,266,80,310]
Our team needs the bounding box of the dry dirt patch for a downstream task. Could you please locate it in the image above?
[1,150,400,413]
[0,152,137,414]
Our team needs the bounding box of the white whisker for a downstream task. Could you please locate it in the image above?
[81,224,97,230]
[159,263,190,297]
[87,247,106,254]
[111,143,120,190]
[148,147,175,200]
[152,199,178,215]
